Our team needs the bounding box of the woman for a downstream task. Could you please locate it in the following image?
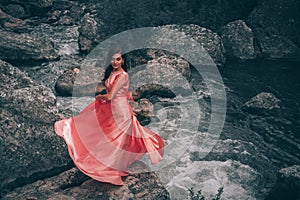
[54,49,164,185]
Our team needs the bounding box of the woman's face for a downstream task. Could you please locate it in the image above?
[111,53,123,70]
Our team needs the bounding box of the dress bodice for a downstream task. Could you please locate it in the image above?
[105,70,129,99]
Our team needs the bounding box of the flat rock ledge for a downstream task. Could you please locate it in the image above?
[2,166,170,200]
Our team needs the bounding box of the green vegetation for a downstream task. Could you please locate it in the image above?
[188,186,224,200]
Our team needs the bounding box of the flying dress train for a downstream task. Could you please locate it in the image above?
[54,70,164,185]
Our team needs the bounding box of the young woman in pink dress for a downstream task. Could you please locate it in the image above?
[54,49,164,185]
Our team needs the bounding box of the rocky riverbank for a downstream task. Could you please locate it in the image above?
[1,0,299,199]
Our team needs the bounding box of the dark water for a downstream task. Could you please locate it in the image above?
[220,59,300,167]
[221,59,300,113]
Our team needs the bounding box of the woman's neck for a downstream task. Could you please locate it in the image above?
[113,68,124,73]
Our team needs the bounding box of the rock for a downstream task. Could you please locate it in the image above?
[1,168,89,200]
[0,59,70,197]
[130,98,154,125]
[56,15,74,26]
[78,35,94,53]
[279,165,300,181]
[54,68,76,96]
[56,54,192,98]
[52,0,77,11]
[258,33,299,59]
[47,1,84,25]
[246,4,300,59]
[77,22,226,66]
[2,4,27,19]
[147,55,191,81]
[46,9,61,23]
[54,67,105,97]
[25,0,55,9]
[2,165,170,199]
[221,20,256,60]
[183,0,257,31]
[0,29,59,62]
[242,92,281,115]
[129,55,193,98]
[78,13,104,53]
[130,98,154,117]
[163,24,226,66]
[119,24,225,67]
[0,8,26,29]
[247,0,300,48]
[2,0,55,17]
[266,165,300,200]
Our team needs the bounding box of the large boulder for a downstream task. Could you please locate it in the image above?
[0,29,59,62]
[246,1,300,59]
[54,68,78,97]
[221,20,256,60]
[129,55,192,100]
[247,0,300,47]
[0,60,70,197]
[160,24,226,66]
[54,67,105,97]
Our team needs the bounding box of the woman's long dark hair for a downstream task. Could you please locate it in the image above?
[102,48,127,82]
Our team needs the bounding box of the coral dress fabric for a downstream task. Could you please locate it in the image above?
[54,70,164,185]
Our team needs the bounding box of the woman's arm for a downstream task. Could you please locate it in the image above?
[95,74,126,101]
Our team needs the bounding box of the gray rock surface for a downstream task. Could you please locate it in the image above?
[78,13,104,53]
[0,59,70,196]
[130,98,154,125]
[166,24,226,66]
[2,164,170,200]
[246,2,300,59]
[1,0,54,17]
[242,92,281,115]
[221,20,256,59]
[0,8,26,29]
[129,55,193,99]
[0,29,59,61]
[247,0,300,47]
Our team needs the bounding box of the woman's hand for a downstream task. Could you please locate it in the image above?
[95,94,112,101]
[95,94,104,101]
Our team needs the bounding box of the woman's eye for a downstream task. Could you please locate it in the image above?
[112,57,122,61]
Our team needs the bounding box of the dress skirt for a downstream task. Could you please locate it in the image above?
[54,95,164,185]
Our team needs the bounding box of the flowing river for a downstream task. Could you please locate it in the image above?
[19,23,300,199]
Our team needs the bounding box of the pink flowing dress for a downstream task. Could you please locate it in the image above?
[54,70,164,185]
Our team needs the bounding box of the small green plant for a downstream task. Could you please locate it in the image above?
[213,187,224,200]
[188,187,205,200]
[188,186,224,200]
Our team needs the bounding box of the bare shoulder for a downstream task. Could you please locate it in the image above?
[119,71,128,78]
[116,72,127,81]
